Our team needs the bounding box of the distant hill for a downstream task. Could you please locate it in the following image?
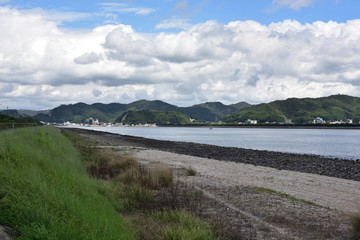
[17,109,50,117]
[116,110,192,125]
[0,113,40,130]
[181,102,251,121]
[33,100,251,123]
[222,95,360,124]
[0,109,49,118]
[0,109,27,119]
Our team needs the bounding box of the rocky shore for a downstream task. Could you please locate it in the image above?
[63,128,360,181]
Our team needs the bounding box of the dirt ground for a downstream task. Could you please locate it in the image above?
[131,147,355,239]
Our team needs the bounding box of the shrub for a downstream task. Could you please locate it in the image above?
[185,166,197,176]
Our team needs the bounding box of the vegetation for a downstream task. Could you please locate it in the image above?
[0,113,40,131]
[0,127,133,239]
[253,187,316,206]
[33,99,251,123]
[63,130,221,239]
[185,166,197,176]
[222,94,360,124]
[115,110,192,125]
[0,126,220,239]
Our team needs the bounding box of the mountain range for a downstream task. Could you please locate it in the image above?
[3,94,360,124]
[32,100,251,123]
[222,94,360,124]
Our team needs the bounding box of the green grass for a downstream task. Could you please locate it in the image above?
[0,126,134,239]
[154,210,220,240]
[61,129,222,239]
[253,187,317,206]
[185,166,197,176]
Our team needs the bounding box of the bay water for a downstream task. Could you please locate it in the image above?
[80,126,360,160]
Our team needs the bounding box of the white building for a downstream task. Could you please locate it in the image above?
[314,117,325,124]
[245,119,257,124]
[284,118,292,124]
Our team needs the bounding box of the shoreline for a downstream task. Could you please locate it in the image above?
[62,127,360,238]
[63,127,360,182]
[159,124,360,130]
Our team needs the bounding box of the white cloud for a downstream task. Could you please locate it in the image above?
[74,52,102,64]
[99,2,155,15]
[1,6,360,109]
[156,18,191,30]
[271,0,314,11]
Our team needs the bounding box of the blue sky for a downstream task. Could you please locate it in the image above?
[2,0,357,31]
[0,0,360,110]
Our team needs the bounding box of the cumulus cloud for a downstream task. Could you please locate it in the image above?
[1,6,360,109]
[74,52,102,64]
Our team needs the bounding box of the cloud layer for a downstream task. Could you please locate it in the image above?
[0,6,360,109]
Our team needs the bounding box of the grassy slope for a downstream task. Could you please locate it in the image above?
[0,126,133,240]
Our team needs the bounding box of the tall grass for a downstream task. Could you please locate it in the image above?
[0,126,134,239]
[63,130,222,240]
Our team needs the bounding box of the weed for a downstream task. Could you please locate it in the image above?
[253,187,317,206]
[149,167,173,190]
[350,213,360,240]
[154,210,220,240]
[185,166,197,176]
[62,129,221,239]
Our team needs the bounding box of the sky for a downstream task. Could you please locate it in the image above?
[1,0,360,110]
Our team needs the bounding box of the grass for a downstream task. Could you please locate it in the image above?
[185,166,197,176]
[153,210,219,240]
[0,126,133,239]
[252,187,317,206]
[63,129,221,239]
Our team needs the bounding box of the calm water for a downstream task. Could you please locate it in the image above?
[81,127,360,160]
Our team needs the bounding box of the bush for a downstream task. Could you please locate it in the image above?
[185,166,197,176]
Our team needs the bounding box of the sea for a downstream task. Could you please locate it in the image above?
[77,126,360,160]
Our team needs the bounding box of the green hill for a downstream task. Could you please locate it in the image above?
[33,100,251,123]
[222,95,360,124]
[34,102,127,123]
[182,101,251,121]
[115,110,191,125]
[0,114,40,131]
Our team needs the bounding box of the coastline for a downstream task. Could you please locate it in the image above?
[62,127,360,182]
[61,127,360,238]
[160,124,360,130]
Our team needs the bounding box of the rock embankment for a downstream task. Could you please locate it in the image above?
[63,128,360,181]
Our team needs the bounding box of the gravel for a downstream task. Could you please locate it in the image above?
[63,127,360,182]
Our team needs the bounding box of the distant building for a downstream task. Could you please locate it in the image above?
[284,118,292,124]
[245,119,257,124]
[88,117,94,125]
[314,117,325,124]
[87,117,99,125]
